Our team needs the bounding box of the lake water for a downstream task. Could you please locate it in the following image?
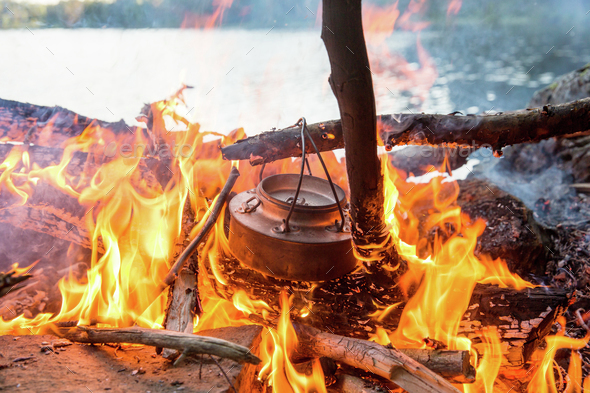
[0,26,589,135]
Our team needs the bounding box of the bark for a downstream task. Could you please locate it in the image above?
[161,199,201,359]
[0,98,138,148]
[289,323,474,383]
[321,0,388,250]
[221,97,590,164]
[293,323,462,393]
[52,325,261,365]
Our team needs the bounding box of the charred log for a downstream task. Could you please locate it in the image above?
[428,178,550,277]
[0,143,162,253]
[0,98,138,148]
[221,98,590,165]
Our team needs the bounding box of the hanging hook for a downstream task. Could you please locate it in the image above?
[277,117,345,233]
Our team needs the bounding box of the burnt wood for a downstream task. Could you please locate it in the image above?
[161,198,202,359]
[0,144,162,253]
[0,98,138,147]
[205,250,568,369]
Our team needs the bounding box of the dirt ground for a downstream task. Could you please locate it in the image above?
[0,325,263,393]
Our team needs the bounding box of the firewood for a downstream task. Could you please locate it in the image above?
[249,314,473,383]
[293,323,462,393]
[0,143,161,253]
[52,325,261,366]
[161,198,201,359]
[320,0,389,252]
[0,267,32,298]
[220,97,590,165]
[161,166,240,359]
[0,98,139,148]
[205,250,569,369]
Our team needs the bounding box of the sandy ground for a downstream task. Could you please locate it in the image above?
[0,325,263,393]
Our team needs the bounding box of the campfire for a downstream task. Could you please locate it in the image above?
[1,1,590,392]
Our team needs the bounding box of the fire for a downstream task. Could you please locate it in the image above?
[362,1,438,107]
[526,317,590,393]
[447,0,463,17]
[368,159,535,392]
[0,86,581,392]
[180,0,234,29]
[258,291,327,393]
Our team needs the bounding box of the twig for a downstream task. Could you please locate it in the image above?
[163,166,240,287]
[209,354,237,393]
[51,325,261,366]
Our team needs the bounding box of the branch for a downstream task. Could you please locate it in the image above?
[294,323,462,393]
[221,97,590,164]
[163,166,240,287]
[53,325,261,366]
[321,0,387,249]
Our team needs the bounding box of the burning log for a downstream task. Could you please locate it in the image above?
[52,325,261,366]
[162,166,240,359]
[0,98,139,147]
[320,0,389,252]
[293,323,462,393]
[282,320,475,384]
[0,142,162,253]
[221,97,590,165]
[161,198,201,359]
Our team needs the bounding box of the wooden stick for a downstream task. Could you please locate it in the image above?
[294,324,476,384]
[221,97,590,165]
[248,315,474,383]
[294,323,462,393]
[321,0,389,252]
[53,325,261,366]
[160,166,239,358]
[163,165,240,287]
[161,199,202,359]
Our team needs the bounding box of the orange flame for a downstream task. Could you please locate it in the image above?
[363,1,438,106]
[181,0,234,29]
[527,317,590,393]
[447,0,463,17]
[0,78,571,393]
[369,159,534,391]
[258,291,327,393]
